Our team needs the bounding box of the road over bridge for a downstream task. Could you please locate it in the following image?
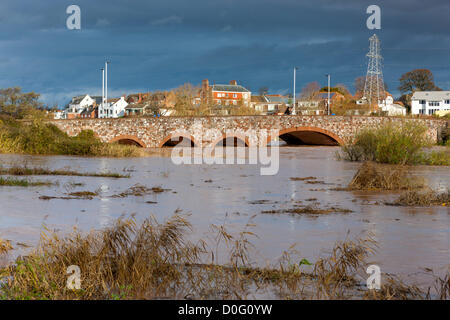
[50,115,447,148]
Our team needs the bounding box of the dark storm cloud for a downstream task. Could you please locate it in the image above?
[0,0,449,105]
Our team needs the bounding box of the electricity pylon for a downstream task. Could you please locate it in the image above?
[363,34,385,109]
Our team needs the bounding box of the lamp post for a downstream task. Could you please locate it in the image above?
[105,60,110,117]
[293,67,298,115]
[325,74,331,115]
[101,68,104,118]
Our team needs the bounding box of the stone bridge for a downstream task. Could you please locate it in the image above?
[49,115,447,148]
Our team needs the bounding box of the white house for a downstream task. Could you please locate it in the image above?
[378,95,406,116]
[67,95,95,114]
[411,91,450,115]
[98,96,128,118]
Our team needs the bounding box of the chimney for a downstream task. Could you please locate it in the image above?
[202,79,209,91]
[229,80,237,85]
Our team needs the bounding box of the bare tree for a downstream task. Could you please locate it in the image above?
[300,82,320,100]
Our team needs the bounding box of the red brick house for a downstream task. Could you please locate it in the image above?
[198,79,251,107]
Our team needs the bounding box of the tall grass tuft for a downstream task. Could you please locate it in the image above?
[348,162,426,191]
[0,238,12,255]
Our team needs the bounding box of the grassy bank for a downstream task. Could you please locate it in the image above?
[338,121,450,165]
[0,166,129,178]
[0,177,53,187]
[0,215,448,300]
[0,116,145,157]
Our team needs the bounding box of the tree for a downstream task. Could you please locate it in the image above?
[0,87,45,119]
[300,82,320,100]
[398,69,441,109]
[335,83,350,96]
[399,69,441,94]
[354,77,366,97]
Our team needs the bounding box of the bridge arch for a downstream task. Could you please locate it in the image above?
[267,127,344,146]
[110,135,146,148]
[159,134,197,148]
[212,133,250,147]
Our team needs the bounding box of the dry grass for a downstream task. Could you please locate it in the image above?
[364,271,450,300]
[0,239,12,255]
[290,177,317,181]
[88,143,147,158]
[112,184,171,198]
[348,162,425,191]
[0,215,447,300]
[262,205,352,216]
[313,236,377,299]
[387,188,450,207]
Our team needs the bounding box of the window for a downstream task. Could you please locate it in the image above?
[445,100,450,104]
[233,94,237,98]
[429,101,440,107]
[420,100,426,104]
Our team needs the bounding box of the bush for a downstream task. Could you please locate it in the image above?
[0,117,145,157]
[339,121,432,165]
[348,162,425,191]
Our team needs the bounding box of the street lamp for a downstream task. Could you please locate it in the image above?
[293,67,299,115]
[101,67,105,118]
[325,74,331,115]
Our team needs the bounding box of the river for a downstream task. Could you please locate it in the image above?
[0,147,449,287]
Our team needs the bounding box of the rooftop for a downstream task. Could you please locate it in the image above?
[212,84,250,93]
[411,91,450,100]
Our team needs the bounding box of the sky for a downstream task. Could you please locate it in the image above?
[0,0,449,107]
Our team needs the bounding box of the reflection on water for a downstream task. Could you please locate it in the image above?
[0,147,449,284]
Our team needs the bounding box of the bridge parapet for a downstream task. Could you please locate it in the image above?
[48,115,448,148]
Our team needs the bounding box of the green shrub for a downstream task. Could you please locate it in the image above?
[339,121,431,165]
[0,117,144,157]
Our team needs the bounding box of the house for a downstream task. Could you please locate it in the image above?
[296,99,326,115]
[411,91,450,115]
[64,94,102,119]
[250,94,289,114]
[98,96,128,118]
[80,106,98,119]
[125,103,147,116]
[124,92,176,117]
[378,94,406,116]
[198,79,251,107]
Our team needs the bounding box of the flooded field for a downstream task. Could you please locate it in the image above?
[0,147,449,288]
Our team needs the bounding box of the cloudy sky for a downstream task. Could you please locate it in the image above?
[0,0,449,106]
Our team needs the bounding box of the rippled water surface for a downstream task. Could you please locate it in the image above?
[0,147,449,285]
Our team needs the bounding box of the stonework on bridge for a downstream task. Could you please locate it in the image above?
[49,115,448,148]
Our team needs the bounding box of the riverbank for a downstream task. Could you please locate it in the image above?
[0,115,146,157]
[1,214,448,300]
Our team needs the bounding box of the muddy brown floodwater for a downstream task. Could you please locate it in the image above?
[0,147,449,287]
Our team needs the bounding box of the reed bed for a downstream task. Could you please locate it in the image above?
[0,215,448,300]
